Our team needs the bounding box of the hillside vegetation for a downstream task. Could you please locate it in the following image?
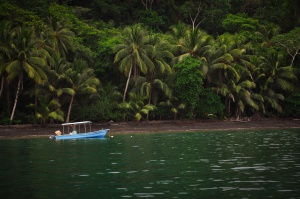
[0,0,299,124]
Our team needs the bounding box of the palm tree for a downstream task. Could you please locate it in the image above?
[220,64,258,120]
[0,51,7,99]
[0,21,14,111]
[252,51,297,115]
[260,52,297,92]
[46,53,73,99]
[134,77,173,105]
[97,83,122,106]
[169,26,214,88]
[5,25,49,122]
[262,88,284,115]
[159,97,186,120]
[132,35,174,105]
[43,17,75,58]
[42,53,75,123]
[27,94,64,125]
[255,23,280,48]
[205,33,254,89]
[118,92,155,121]
[114,24,154,102]
[169,21,189,42]
[173,28,213,63]
[64,59,100,122]
[0,55,4,98]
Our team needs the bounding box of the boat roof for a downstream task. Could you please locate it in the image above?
[62,121,92,126]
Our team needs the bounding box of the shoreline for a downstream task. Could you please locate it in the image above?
[0,118,300,139]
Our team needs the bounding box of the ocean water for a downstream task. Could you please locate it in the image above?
[0,129,300,198]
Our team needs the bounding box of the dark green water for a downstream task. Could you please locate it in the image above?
[0,129,300,199]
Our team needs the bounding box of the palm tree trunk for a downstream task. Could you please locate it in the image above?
[225,97,228,113]
[34,83,38,125]
[228,98,231,115]
[10,76,22,122]
[0,77,3,97]
[218,70,223,89]
[66,94,75,123]
[6,82,10,113]
[123,65,133,103]
[148,87,152,104]
[225,97,231,115]
[234,108,240,121]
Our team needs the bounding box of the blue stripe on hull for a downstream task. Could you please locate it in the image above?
[54,129,109,140]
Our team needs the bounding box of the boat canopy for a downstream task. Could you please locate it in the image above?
[61,121,92,134]
[62,121,92,126]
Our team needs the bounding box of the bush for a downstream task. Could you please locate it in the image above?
[284,93,300,117]
[72,98,115,122]
[152,105,172,120]
[174,57,204,119]
[195,88,225,119]
[0,117,10,125]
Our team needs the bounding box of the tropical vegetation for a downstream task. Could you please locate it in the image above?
[0,0,299,125]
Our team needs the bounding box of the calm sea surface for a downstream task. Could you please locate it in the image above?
[0,129,300,199]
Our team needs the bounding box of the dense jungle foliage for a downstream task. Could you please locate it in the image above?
[0,0,299,124]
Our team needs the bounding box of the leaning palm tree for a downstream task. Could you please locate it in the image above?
[64,60,100,122]
[5,25,49,122]
[114,24,154,103]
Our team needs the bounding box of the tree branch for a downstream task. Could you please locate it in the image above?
[141,0,147,9]
[141,0,154,10]
[279,43,299,66]
[189,1,204,30]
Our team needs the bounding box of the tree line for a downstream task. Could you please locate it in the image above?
[0,0,299,125]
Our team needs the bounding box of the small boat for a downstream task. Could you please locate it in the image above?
[50,121,109,140]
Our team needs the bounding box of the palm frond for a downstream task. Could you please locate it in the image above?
[239,80,256,89]
[275,78,294,91]
[6,60,21,81]
[251,93,264,102]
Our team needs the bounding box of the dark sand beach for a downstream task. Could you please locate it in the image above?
[0,118,300,138]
